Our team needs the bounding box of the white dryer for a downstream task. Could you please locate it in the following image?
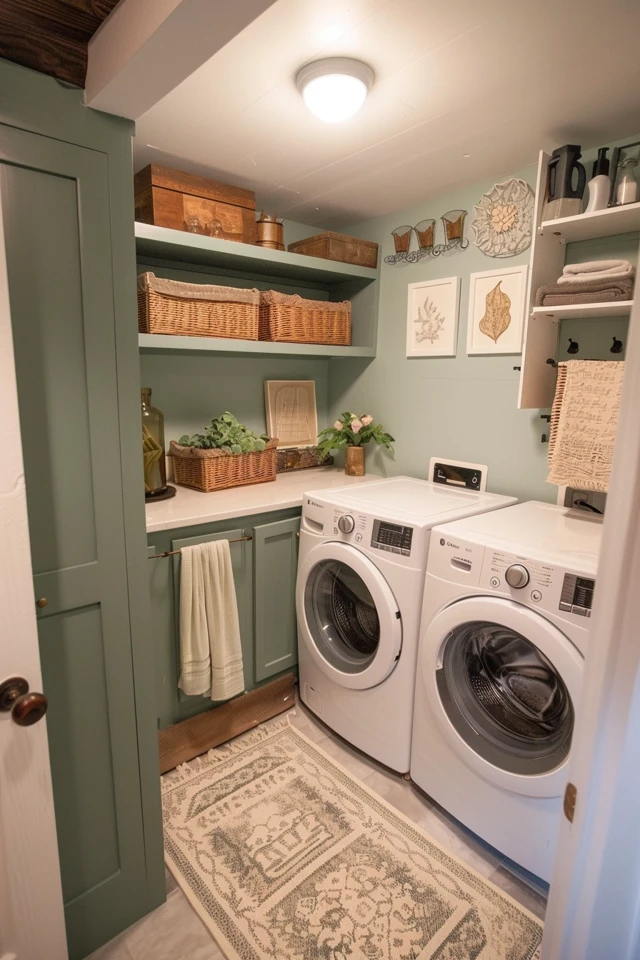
[411,501,603,881]
[296,476,516,773]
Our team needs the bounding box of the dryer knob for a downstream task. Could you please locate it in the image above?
[505,563,530,589]
[338,514,355,534]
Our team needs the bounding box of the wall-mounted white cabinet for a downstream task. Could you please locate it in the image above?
[518,152,639,410]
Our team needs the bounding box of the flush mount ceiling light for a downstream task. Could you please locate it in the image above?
[296,57,374,123]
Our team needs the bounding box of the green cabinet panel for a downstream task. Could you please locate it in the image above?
[153,527,254,728]
[0,120,160,959]
[253,516,301,682]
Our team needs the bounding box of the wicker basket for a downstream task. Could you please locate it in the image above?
[259,290,351,345]
[169,439,278,492]
[138,272,260,340]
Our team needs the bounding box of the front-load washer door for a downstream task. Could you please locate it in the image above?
[297,541,402,690]
[420,596,583,797]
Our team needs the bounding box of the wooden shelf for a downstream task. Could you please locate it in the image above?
[540,202,640,243]
[532,301,634,322]
[138,333,375,359]
[135,223,379,284]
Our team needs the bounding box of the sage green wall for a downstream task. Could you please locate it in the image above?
[329,151,637,501]
[141,351,329,446]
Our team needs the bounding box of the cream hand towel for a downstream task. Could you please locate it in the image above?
[178,540,245,700]
[557,259,635,284]
[178,543,211,696]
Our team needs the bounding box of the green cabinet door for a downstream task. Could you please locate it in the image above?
[253,516,301,682]
[0,124,160,959]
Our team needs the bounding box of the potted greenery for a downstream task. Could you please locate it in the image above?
[316,411,394,476]
[170,412,278,492]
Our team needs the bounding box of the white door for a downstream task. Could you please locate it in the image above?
[296,540,402,690]
[0,190,67,958]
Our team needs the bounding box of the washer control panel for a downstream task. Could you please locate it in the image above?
[371,519,413,556]
[559,574,595,618]
[427,533,596,623]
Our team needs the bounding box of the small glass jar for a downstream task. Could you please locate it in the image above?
[616,157,638,205]
[185,215,203,233]
[141,387,167,496]
[208,219,223,237]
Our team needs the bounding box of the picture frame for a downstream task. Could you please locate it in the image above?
[466,264,528,355]
[406,276,460,357]
[264,380,318,448]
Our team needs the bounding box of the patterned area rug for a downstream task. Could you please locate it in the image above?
[162,720,543,960]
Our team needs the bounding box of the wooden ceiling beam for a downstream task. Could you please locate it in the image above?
[0,0,120,88]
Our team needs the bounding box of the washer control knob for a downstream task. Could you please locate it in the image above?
[505,563,530,589]
[338,514,355,534]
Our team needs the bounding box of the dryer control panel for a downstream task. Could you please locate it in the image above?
[427,534,596,624]
[371,519,413,556]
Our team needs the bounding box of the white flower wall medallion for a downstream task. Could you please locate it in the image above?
[471,178,535,257]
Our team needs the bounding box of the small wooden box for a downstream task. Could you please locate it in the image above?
[288,231,378,269]
[134,164,257,245]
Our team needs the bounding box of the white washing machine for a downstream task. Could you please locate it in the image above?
[296,476,516,773]
[411,501,603,881]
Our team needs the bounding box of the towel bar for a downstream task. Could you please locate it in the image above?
[148,535,252,560]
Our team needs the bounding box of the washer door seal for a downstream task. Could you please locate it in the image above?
[297,541,402,691]
[420,596,583,797]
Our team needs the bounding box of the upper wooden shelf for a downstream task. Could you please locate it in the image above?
[540,202,640,243]
[139,333,375,359]
[135,223,379,284]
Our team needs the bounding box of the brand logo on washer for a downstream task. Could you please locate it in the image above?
[307,500,324,508]
[441,539,459,549]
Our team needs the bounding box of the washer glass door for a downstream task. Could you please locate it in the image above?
[305,558,380,673]
[438,619,574,775]
[298,541,403,690]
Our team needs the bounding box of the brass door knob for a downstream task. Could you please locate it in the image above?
[36,597,48,608]
[0,677,48,726]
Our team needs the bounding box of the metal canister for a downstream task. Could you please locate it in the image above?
[256,211,284,250]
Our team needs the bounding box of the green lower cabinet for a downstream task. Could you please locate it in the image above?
[150,509,300,729]
[254,516,301,681]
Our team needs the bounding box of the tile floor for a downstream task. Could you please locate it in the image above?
[88,703,548,960]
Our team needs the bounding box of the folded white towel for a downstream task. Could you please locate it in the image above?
[557,259,635,284]
[178,540,245,701]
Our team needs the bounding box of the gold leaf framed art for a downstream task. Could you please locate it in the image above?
[467,264,528,355]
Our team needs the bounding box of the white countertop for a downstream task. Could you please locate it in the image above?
[146,467,378,533]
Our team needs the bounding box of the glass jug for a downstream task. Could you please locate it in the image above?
[141,387,167,496]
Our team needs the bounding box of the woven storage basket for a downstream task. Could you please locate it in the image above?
[138,272,260,340]
[169,439,278,492]
[259,290,351,345]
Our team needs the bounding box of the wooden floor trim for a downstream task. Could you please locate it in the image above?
[157,673,296,774]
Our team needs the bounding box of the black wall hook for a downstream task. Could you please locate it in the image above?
[611,336,623,354]
[567,338,579,354]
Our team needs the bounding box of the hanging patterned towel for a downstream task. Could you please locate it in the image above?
[547,360,625,492]
[179,540,245,701]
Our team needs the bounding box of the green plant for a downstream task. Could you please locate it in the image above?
[178,412,270,454]
[316,411,394,458]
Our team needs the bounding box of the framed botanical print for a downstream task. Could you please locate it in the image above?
[467,264,528,355]
[406,276,460,357]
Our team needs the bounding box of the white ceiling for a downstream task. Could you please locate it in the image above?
[133,0,640,228]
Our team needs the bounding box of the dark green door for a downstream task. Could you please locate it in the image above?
[0,124,157,959]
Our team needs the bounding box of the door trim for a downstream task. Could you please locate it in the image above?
[420,596,583,798]
[296,540,402,691]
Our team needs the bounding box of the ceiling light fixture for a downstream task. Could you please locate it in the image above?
[296,58,374,124]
